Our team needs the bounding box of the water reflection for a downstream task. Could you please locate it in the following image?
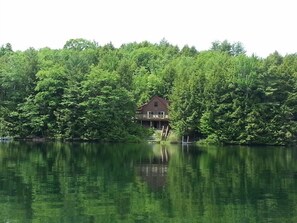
[136,146,169,191]
[0,142,297,222]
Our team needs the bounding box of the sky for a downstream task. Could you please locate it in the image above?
[0,0,296,57]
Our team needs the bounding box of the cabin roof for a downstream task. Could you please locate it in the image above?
[137,96,169,110]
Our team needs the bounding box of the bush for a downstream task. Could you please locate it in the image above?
[197,134,220,145]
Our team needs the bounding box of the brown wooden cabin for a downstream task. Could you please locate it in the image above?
[136,96,169,129]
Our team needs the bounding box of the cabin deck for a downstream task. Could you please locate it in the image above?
[136,114,169,121]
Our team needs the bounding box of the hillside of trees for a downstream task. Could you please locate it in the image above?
[0,39,296,145]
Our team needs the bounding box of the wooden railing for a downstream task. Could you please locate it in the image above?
[136,114,169,120]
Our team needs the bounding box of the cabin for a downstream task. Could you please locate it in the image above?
[136,96,169,129]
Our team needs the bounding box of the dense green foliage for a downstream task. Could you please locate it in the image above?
[0,39,296,144]
[170,50,297,145]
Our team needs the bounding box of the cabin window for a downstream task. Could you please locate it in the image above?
[158,111,165,118]
[147,111,153,118]
[154,101,158,107]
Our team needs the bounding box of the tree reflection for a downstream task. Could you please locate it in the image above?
[0,142,297,222]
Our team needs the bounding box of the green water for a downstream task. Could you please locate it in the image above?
[0,142,297,223]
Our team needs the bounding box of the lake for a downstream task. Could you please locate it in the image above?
[0,142,297,223]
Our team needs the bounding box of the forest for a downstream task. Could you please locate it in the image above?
[0,39,296,145]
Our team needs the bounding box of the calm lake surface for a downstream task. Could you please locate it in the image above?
[0,142,297,223]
